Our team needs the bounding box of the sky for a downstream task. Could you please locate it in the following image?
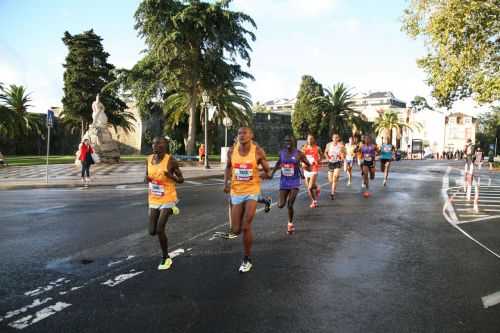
[0,0,485,114]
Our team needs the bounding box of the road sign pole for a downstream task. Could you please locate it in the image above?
[46,125,50,184]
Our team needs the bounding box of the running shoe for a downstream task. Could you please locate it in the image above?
[158,257,173,270]
[287,222,295,234]
[383,180,387,187]
[238,259,252,273]
[226,231,238,239]
[473,203,479,213]
[264,196,272,213]
[330,193,335,200]
[171,206,180,215]
[347,180,351,186]
[361,183,366,189]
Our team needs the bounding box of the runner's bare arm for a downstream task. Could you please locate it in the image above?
[224,147,233,193]
[256,146,272,179]
[270,155,282,178]
[145,160,150,183]
[298,151,312,171]
[166,158,184,184]
[323,143,330,160]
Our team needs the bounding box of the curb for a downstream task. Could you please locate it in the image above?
[0,173,224,191]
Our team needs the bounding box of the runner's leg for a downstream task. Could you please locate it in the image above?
[241,200,258,257]
[332,168,340,194]
[287,189,299,223]
[148,208,160,236]
[278,190,289,209]
[230,203,245,235]
[347,163,352,185]
[362,165,369,190]
[156,208,172,259]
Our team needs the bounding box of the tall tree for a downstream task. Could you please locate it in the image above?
[61,30,134,137]
[374,111,415,148]
[410,96,434,112]
[134,0,256,155]
[402,0,500,107]
[292,75,324,139]
[0,84,43,137]
[312,83,367,140]
[476,107,500,152]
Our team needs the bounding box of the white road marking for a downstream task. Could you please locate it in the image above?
[24,278,71,297]
[169,248,185,258]
[101,269,144,287]
[0,298,52,323]
[115,185,127,189]
[107,255,136,267]
[185,180,203,185]
[8,302,72,330]
[482,291,500,309]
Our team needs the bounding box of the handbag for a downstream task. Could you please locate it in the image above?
[91,152,100,164]
[74,158,81,167]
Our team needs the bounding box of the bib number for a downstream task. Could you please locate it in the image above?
[306,155,315,165]
[149,181,165,197]
[234,163,253,181]
[364,155,373,162]
[282,163,295,177]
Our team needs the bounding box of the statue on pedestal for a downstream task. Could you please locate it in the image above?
[82,94,120,163]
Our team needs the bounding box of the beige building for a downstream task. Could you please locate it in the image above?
[262,98,296,115]
[444,112,478,151]
[352,91,407,122]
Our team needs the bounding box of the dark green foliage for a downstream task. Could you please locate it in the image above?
[292,75,324,139]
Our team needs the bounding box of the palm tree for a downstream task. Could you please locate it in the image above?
[374,111,417,147]
[0,84,43,137]
[312,83,367,139]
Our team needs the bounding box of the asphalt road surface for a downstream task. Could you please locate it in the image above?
[1,160,500,332]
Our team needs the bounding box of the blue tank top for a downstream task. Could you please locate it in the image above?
[380,144,393,160]
[279,149,301,190]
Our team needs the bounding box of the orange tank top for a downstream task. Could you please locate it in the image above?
[230,143,261,196]
[147,154,177,205]
[303,144,320,172]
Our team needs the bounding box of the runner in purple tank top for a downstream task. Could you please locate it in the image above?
[271,136,311,234]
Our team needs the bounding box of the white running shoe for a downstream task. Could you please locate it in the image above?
[361,183,366,189]
[238,259,252,273]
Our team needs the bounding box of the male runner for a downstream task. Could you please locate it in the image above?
[380,136,394,186]
[302,134,322,208]
[224,127,272,273]
[146,137,184,270]
[464,145,482,212]
[324,133,345,200]
[344,136,356,185]
[463,139,474,192]
[360,135,377,196]
[271,136,311,234]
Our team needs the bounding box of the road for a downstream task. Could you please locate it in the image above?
[1,160,500,332]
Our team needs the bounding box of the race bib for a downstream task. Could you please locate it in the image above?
[306,155,315,164]
[383,146,391,152]
[282,163,295,177]
[364,155,373,162]
[234,163,253,181]
[149,181,165,197]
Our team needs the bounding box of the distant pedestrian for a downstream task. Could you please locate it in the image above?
[0,151,6,167]
[198,144,205,164]
[78,138,94,187]
[488,150,495,170]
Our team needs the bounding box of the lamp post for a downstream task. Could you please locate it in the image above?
[222,117,233,147]
[201,91,210,169]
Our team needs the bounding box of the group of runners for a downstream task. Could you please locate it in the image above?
[145,127,398,273]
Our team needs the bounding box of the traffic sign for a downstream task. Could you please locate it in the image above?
[47,110,54,128]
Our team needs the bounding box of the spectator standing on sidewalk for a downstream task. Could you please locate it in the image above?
[488,149,495,170]
[0,151,6,167]
[198,144,205,165]
[78,139,94,187]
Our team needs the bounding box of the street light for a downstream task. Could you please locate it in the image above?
[201,91,210,169]
[222,116,233,147]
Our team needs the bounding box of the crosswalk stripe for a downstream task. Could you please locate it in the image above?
[185,180,203,185]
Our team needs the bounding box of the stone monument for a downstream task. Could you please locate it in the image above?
[83,94,120,163]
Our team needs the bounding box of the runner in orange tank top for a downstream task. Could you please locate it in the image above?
[146,137,184,270]
[302,134,322,208]
[224,127,272,273]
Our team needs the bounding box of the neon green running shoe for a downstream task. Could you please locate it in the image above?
[158,257,173,270]
[171,206,180,215]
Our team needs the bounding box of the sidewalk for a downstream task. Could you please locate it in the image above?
[0,162,225,190]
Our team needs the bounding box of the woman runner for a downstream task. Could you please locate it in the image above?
[360,136,377,197]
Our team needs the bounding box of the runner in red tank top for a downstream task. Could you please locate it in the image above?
[302,134,322,208]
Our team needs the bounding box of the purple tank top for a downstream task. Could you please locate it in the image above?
[361,144,376,162]
[279,149,301,190]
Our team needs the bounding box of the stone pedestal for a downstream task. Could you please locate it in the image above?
[84,125,120,163]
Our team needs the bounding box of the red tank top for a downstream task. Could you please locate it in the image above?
[303,144,320,172]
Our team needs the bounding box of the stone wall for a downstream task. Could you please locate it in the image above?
[252,112,293,155]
